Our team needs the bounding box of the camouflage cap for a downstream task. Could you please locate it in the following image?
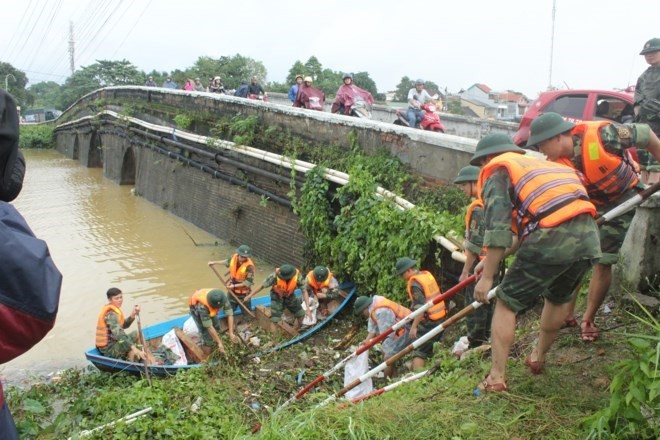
[470,133,524,166]
[236,245,252,257]
[313,265,330,282]
[527,112,575,147]
[278,264,296,280]
[207,289,227,309]
[640,38,660,55]
[453,165,481,184]
[353,296,373,316]
[395,257,417,276]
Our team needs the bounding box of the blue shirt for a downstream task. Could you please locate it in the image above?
[288,84,299,102]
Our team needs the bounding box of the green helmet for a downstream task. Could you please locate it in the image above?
[353,296,373,316]
[207,289,227,309]
[453,165,481,184]
[236,245,252,257]
[470,133,524,166]
[395,257,417,276]
[527,112,575,147]
[640,38,660,55]
[278,264,296,280]
[313,265,330,282]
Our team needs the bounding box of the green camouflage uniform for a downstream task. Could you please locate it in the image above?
[482,169,601,313]
[463,204,495,347]
[634,65,660,171]
[262,272,305,323]
[98,311,137,359]
[224,257,255,310]
[303,274,342,300]
[189,296,233,347]
[408,275,444,360]
[570,123,651,264]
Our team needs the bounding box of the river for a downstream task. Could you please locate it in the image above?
[1,149,275,383]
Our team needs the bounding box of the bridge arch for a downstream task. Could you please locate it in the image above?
[72,135,79,160]
[120,147,136,185]
[88,131,103,168]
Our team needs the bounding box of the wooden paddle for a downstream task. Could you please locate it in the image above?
[135,311,152,386]
[209,264,256,318]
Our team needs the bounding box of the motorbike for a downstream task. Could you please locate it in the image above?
[394,102,445,132]
[248,94,267,102]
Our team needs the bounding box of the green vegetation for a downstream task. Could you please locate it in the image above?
[18,124,54,149]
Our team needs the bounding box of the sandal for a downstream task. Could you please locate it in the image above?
[525,355,545,375]
[562,316,578,329]
[580,319,599,342]
[477,375,508,392]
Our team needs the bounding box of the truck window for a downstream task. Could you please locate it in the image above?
[595,95,633,123]
[543,94,588,120]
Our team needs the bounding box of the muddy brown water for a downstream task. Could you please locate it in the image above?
[1,150,275,384]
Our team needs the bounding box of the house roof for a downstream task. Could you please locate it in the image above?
[471,83,491,93]
[498,92,527,103]
[461,96,498,109]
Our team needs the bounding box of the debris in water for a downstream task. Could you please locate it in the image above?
[190,397,202,412]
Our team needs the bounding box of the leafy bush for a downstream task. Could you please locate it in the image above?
[18,124,54,149]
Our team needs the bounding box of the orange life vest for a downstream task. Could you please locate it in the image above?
[371,296,411,337]
[407,271,447,321]
[306,269,332,293]
[188,288,219,317]
[272,268,300,298]
[95,304,124,348]
[229,254,255,295]
[465,198,487,260]
[556,121,639,205]
[478,152,596,239]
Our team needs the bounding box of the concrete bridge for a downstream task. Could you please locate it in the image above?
[52,86,660,298]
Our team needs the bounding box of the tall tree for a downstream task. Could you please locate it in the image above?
[188,54,267,89]
[352,72,378,98]
[394,76,412,102]
[286,60,306,85]
[28,81,62,108]
[0,61,32,108]
[304,56,323,81]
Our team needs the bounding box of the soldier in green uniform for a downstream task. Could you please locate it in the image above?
[528,112,660,342]
[252,264,310,329]
[635,37,660,183]
[189,288,238,355]
[454,165,494,350]
[471,133,601,392]
[303,265,342,316]
[95,287,146,362]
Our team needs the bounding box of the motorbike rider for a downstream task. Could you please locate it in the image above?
[407,79,433,128]
[209,76,225,94]
[330,72,374,117]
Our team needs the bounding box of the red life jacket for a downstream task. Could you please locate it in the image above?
[229,254,255,295]
[95,304,124,348]
[407,271,446,321]
[478,153,596,239]
[556,121,639,204]
[272,268,300,298]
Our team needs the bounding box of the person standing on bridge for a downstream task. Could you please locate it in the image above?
[470,133,600,392]
[193,78,206,92]
[288,74,303,103]
[144,76,156,87]
[248,76,266,98]
[634,37,660,184]
[162,76,177,89]
[527,112,660,342]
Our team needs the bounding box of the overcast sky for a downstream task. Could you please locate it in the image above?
[1,0,657,98]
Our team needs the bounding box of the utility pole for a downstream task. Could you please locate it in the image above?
[548,0,556,90]
[68,21,75,75]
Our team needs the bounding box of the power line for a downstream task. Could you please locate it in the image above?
[3,0,34,58]
[111,0,154,59]
[25,0,64,72]
[12,0,50,66]
[6,0,39,61]
[76,0,126,65]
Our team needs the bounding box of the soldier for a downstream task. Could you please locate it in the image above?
[188,288,239,355]
[635,37,660,183]
[303,265,342,316]
[454,165,494,350]
[354,295,411,378]
[95,288,146,362]
[527,112,660,342]
[471,133,601,391]
[208,244,255,311]
[396,257,447,370]
[252,264,310,329]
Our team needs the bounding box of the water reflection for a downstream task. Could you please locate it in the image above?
[3,150,275,378]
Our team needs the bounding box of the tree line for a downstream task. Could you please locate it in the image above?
[1,54,445,110]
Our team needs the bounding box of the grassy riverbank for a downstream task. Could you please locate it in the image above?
[6,296,658,439]
[19,124,54,149]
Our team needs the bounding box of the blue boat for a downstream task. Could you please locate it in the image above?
[85,282,356,375]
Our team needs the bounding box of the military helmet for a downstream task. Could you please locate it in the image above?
[453,165,481,184]
[353,296,373,316]
[395,257,417,275]
[527,112,576,147]
[313,265,330,282]
[207,289,226,308]
[236,244,252,257]
[278,264,296,280]
[640,38,660,55]
[469,133,524,166]
[343,72,353,80]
